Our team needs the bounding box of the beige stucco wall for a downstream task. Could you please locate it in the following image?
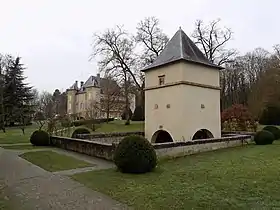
[67,85,136,119]
[67,87,100,117]
[145,85,184,142]
[181,62,220,87]
[181,85,221,140]
[67,90,76,115]
[145,62,183,87]
[144,60,221,142]
[145,61,220,88]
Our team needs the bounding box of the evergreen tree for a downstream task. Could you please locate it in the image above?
[3,57,35,126]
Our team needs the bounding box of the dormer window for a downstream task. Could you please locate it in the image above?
[158,75,165,85]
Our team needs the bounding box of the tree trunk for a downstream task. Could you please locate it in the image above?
[124,72,130,125]
[140,82,145,120]
[106,107,110,123]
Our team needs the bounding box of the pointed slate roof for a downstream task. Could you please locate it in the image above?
[83,75,100,88]
[142,27,223,71]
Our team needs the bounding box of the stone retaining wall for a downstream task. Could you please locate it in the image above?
[51,134,252,161]
[50,136,116,160]
[154,135,252,159]
[76,131,144,144]
[222,131,256,136]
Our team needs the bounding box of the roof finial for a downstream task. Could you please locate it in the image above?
[179,26,181,30]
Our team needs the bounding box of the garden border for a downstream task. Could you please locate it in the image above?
[51,133,253,161]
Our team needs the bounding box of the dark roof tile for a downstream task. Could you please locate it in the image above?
[142,28,223,71]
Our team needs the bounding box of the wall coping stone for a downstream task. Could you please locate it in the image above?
[221,131,256,136]
[152,134,251,149]
[51,136,114,147]
[77,131,144,139]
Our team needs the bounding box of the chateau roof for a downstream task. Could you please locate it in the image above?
[142,27,223,71]
[68,82,76,90]
[67,75,119,94]
[84,76,99,88]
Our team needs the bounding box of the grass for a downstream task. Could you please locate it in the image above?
[62,120,144,137]
[0,120,143,143]
[20,150,93,172]
[0,125,38,144]
[72,142,280,210]
[95,120,144,133]
[0,144,50,150]
[0,197,9,210]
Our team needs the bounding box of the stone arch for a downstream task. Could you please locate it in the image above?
[151,130,174,143]
[192,129,214,140]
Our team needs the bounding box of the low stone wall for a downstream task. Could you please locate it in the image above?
[50,136,116,160]
[76,131,144,144]
[51,134,252,161]
[222,131,256,136]
[154,135,252,159]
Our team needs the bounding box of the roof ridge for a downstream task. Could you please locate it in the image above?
[179,27,183,59]
[142,28,223,71]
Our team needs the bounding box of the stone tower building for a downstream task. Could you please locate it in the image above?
[142,28,223,143]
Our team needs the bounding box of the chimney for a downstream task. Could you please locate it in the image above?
[96,73,101,86]
[75,81,78,90]
[80,81,84,88]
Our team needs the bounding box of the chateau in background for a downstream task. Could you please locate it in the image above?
[66,74,135,120]
[143,27,223,143]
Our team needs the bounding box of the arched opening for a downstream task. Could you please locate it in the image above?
[192,129,214,140]
[152,130,173,143]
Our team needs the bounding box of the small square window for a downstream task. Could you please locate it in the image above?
[158,75,165,85]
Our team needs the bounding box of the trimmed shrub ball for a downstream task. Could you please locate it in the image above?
[263,125,280,140]
[71,127,91,138]
[254,130,274,145]
[30,130,50,146]
[114,135,157,174]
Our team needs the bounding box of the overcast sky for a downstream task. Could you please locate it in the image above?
[1,0,278,93]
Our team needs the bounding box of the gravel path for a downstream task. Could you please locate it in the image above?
[0,148,130,210]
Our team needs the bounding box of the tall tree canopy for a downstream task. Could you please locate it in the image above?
[2,56,35,126]
[192,19,237,66]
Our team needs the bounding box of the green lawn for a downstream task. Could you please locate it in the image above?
[72,142,280,210]
[0,125,38,144]
[0,198,9,210]
[95,120,144,133]
[20,151,93,172]
[62,120,144,137]
[0,120,144,143]
[0,144,50,150]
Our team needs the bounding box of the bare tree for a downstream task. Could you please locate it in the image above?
[33,111,46,130]
[100,74,122,122]
[52,89,67,117]
[85,99,99,120]
[271,45,280,67]
[192,19,237,65]
[136,16,169,67]
[274,45,280,59]
[39,91,55,119]
[135,17,169,114]
[91,26,139,125]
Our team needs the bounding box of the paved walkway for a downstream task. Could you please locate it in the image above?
[0,148,131,210]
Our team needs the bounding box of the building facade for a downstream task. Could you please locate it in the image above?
[142,28,223,143]
[66,74,135,119]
